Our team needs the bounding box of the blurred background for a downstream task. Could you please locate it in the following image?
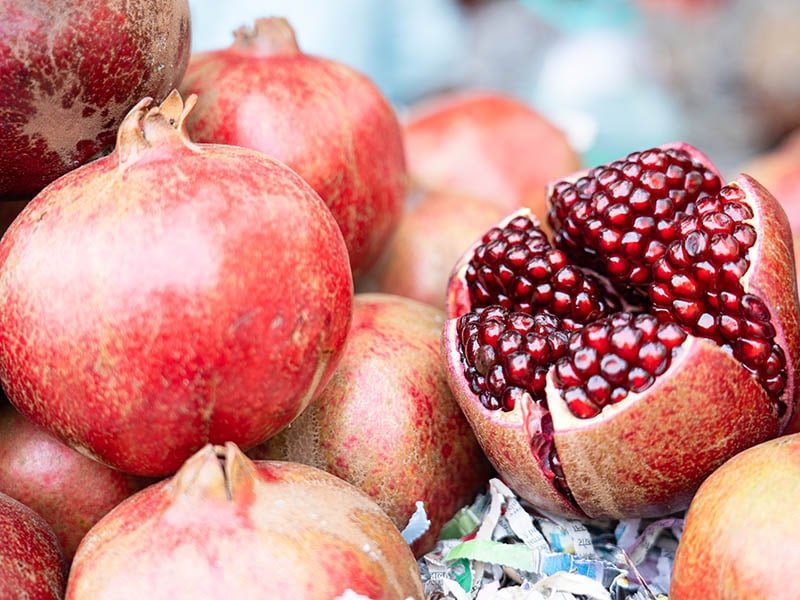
[186,0,800,176]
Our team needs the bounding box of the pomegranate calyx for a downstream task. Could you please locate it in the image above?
[233,17,302,57]
[116,90,199,163]
[173,443,256,502]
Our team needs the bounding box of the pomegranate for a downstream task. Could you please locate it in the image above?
[0,491,67,599]
[444,143,800,519]
[670,433,800,599]
[66,442,425,599]
[362,189,507,310]
[743,128,800,294]
[0,91,353,477]
[250,293,493,557]
[0,0,191,200]
[179,17,406,279]
[403,90,581,230]
[0,403,148,561]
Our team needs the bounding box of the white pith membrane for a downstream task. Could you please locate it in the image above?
[449,149,792,517]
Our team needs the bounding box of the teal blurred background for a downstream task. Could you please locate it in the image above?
[186,0,800,175]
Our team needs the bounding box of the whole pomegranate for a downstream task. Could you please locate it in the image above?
[444,143,800,519]
[179,17,406,279]
[0,91,353,476]
[0,0,191,200]
[403,90,581,229]
[0,491,67,600]
[0,403,147,561]
[67,442,425,600]
[250,293,493,557]
[362,189,507,310]
[670,433,800,599]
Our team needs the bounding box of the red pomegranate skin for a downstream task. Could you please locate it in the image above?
[67,443,425,600]
[180,17,407,279]
[0,92,353,477]
[0,403,148,561]
[403,90,581,230]
[671,433,800,599]
[0,0,191,200]
[251,293,493,557]
[0,491,67,600]
[362,189,508,311]
[743,129,800,294]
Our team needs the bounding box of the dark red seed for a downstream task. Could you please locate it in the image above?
[638,341,669,375]
[506,352,535,386]
[563,387,600,418]
[600,354,629,385]
[610,326,643,362]
[628,367,654,393]
[585,374,612,406]
[709,234,740,264]
[573,346,599,377]
[555,359,582,388]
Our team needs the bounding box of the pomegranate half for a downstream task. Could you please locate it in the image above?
[444,143,800,519]
[0,91,353,477]
[251,293,493,557]
[0,0,191,199]
[66,443,425,600]
[180,17,407,279]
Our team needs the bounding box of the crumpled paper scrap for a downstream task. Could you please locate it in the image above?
[417,478,681,599]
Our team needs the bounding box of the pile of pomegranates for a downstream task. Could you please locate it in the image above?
[1,2,800,598]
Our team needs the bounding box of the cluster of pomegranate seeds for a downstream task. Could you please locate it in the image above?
[464,215,621,328]
[548,147,722,291]
[457,305,569,411]
[553,313,687,418]
[456,305,574,499]
[650,184,787,402]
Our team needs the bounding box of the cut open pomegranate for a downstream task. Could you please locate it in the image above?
[444,143,800,519]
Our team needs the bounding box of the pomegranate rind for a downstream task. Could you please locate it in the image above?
[403,91,581,229]
[670,433,800,600]
[443,318,585,518]
[549,336,783,519]
[67,443,425,599]
[734,173,800,432]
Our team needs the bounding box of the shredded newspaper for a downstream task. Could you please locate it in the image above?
[413,478,681,600]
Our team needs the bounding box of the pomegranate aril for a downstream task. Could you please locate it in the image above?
[564,387,600,418]
[506,352,535,386]
[628,367,654,393]
[638,341,669,375]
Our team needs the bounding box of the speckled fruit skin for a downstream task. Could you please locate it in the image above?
[250,293,493,557]
[66,443,425,600]
[0,92,353,477]
[179,17,406,280]
[363,190,507,311]
[0,0,191,200]
[0,491,67,600]
[0,403,148,561]
[743,128,800,295]
[670,433,800,599]
[443,149,800,519]
[403,91,581,230]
